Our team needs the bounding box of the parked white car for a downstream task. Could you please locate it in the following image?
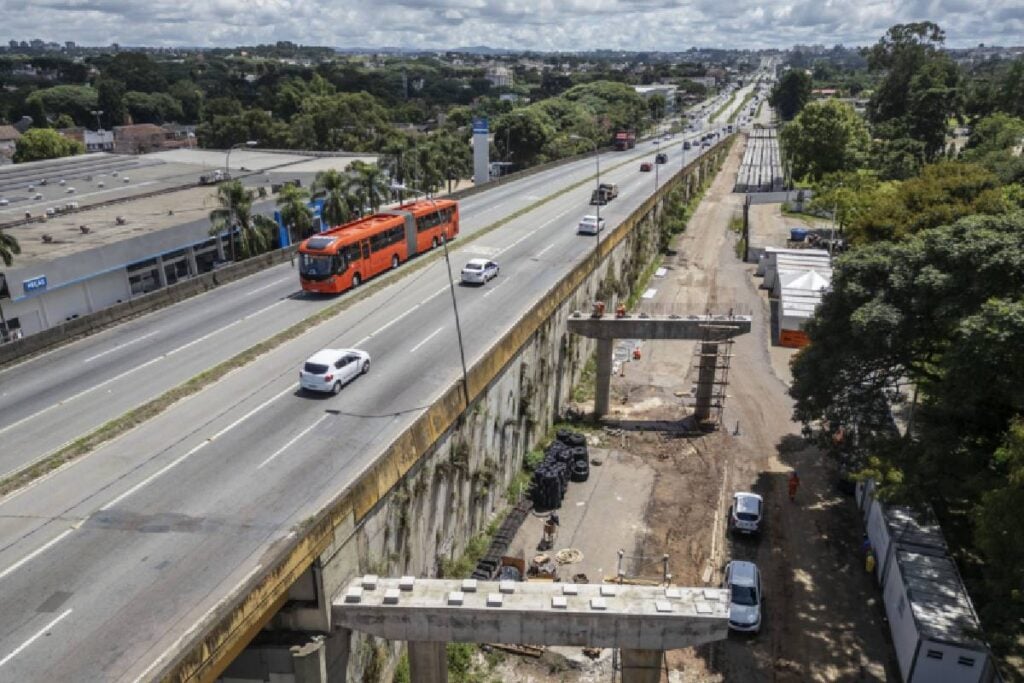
[299,348,370,394]
[728,492,764,535]
[724,560,762,633]
[577,215,606,235]
[460,258,499,285]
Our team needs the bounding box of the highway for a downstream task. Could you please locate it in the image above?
[0,84,756,680]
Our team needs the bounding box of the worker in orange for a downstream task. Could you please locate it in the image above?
[788,470,800,502]
[615,303,627,318]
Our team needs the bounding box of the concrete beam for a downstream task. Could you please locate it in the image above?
[333,578,729,651]
[567,314,751,341]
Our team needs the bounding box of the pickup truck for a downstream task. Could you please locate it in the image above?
[589,182,619,205]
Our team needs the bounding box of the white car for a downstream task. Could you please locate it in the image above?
[728,492,763,535]
[0,198,8,206]
[724,560,762,633]
[299,348,370,394]
[577,215,606,235]
[460,258,499,285]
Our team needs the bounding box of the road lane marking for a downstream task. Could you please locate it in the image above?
[244,276,292,296]
[83,330,160,363]
[0,300,289,438]
[368,303,419,338]
[0,528,75,582]
[257,415,330,469]
[101,384,294,510]
[482,279,510,299]
[534,243,555,259]
[0,608,73,668]
[409,327,443,354]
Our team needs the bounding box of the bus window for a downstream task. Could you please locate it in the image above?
[360,240,370,260]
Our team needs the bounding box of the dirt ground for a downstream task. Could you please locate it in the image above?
[494,135,899,682]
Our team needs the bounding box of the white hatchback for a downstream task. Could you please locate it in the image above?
[299,348,370,394]
[728,492,764,535]
[577,215,606,235]
[460,258,499,285]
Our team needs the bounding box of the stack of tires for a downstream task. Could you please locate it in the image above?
[531,430,589,510]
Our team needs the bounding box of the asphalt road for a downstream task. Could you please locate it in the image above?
[0,90,754,680]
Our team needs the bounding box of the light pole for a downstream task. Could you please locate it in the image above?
[90,109,103,131]
[392,183,471,409]
[655,137,661,191]
[569,135,601,256]
[223,140,258,262]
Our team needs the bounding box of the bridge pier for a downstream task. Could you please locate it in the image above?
[693,341,720,423]
[408,641,448,683]
[621,648,664,683]
[594,337,614,417]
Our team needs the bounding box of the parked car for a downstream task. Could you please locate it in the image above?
[639,162,653,172]
[299,348,371,394]
[577,214,606,235]
[460,258,499,285]
[655,153,668,164]
[728,492,763,535]
[723,560,762,633]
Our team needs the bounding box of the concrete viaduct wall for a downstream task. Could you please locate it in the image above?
[158,138,735,683]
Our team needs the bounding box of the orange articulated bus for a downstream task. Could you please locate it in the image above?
[297,199,459,294]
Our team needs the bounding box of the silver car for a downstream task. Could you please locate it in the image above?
[460,258,499,285]
[299,348,370,394]
[724,560,762,633]
[577,215,606,235]
[728,492,763,535]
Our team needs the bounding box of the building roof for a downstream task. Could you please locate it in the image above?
[897,550,985,649]
[0,125,21,142]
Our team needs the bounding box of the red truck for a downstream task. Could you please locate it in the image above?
[613,130,636,151]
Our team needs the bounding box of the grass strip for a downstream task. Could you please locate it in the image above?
[728,90,755,123]
[710,91,737,123]
[0,150,654,498]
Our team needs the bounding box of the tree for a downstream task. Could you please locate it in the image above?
[24,85,98,127]
[871,137,927,181]
[13,128,84,163]
[208,180,277,260]
[493,108,555,165]
[123,91,183,124]
[809,170,881,235]
[104,52,167,93]
[168,80,204,123]
[96,77,126,128]
[347,161,391,213]
[997,58,1024,117]
[0,229,20,266]
[769,70,812,120]
[780,99,870,181]
[311,169,354,228]
[866,22,947,124]
[433,131,471,194]
[647,93,667,122]
[276,184,313,244]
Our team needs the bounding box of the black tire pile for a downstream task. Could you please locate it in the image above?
[531,429,590,511]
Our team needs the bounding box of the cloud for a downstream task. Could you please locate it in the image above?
[1,0,1020,49]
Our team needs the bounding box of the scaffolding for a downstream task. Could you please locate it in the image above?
[692,310,736,427]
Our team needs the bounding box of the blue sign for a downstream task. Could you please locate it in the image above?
[472,117,489,135]
[23,275,48,293]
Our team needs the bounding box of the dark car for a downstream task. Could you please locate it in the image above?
[640,162,653,172]
[655,153,668,164]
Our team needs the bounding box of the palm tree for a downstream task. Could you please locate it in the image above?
[0,229,21,340]
[276,184,313,244]
[347,160,391,214]
[209,180,277,261]
[311,169,353,228]
[434,132,472,194]
[414,142,444,195]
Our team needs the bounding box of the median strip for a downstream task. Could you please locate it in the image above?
[0,149,653,498]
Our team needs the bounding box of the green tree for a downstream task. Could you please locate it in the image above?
[647,93,667,122]
[96,77,126,128]
[24,85,98,126]
[809,170,881,235]
[168,80,204,123]
[311,169,354,228]
[347,161,391,213]
[871,137,927,180]
[13,128,85,163]
[780,99,870,181]
[276,184,313,244]
[997,58,1024,117]
[433,131,471,194]
[104,52,167,93]
[123,91,183,124]
[493,108,555,165]
[208,180,277,260]
[769,69,812,120]
[0,228,20,266]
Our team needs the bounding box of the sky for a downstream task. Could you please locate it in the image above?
[1,0,1022,51]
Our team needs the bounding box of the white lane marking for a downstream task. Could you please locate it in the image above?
[493,208,571,258]
[257,415,330,469]
[0,608,73,668]
[409,327,443,354]
[482,279,510,299]
[0,528,75,582]
[0,300,288,438]
[369,303,419,338]
[101,384,294,510]
[244,276,292,296]
[83,331,160,363]
[535,243,555,259]
[130,563,263,683]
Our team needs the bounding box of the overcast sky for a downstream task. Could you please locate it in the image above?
[2,0,1021,51]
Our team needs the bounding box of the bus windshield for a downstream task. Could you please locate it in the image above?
[299,253,345,280]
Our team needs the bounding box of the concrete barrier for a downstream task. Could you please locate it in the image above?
[155,136,734,683]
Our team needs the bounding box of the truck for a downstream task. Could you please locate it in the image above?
[590,182,619,205]
[199,169,227,185]
[613,130,636,151]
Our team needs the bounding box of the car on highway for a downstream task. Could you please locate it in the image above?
[723,560,763,633]
[655,153,668,164]
[299,348,371,394]
[460,258,499,285]
[0,198,8,206]
[577,214,606,235]
[639,162,653,172]
[728,492,763,535]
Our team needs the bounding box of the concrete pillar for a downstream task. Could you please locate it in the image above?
[693,341,718,423]
[621,648,663,683]
[594,337,614,418]
[324,627,351,682]
[408,641,447,683]
[156,255,168,288]
[186,246,199,278]
[291,636,327,683]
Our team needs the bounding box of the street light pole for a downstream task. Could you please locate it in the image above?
[393,183,471,409]
[569,135,601,257]
[223,140,258,263]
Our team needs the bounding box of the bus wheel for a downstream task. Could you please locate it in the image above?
[391,255,399,270]
[352,273,361,287]
[432,237,438,249]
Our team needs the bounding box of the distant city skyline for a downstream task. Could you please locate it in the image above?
[1,0,1022,52]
